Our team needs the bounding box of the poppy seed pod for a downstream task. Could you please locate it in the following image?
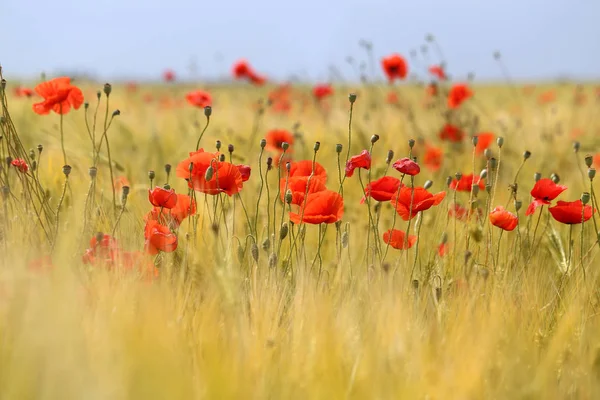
[205,165,214,181]
[424,180,433,189]
[89,167,97,178]
[219,154,225,162]
[589,168,596,180]
[260,139,267,149]
[215,140,221,151]
[581,192,591,205]
[408,139,415,148]
[385,150,394,164]
[480,169,488,179]
[285,190,293,204]
[489,158,498,170]
[348,93,357,103]
[164,164,171,174]
[162,183,171,190]
[29,149,35,160]
[228,144,234,153]
[455,172,463,181]
[62,165,72,176]
[551,173,560,183]
[148,170,155,180]
[472,136,479,147]
[266,157,273,169]
[523,150,531,160]
[585,154,593,168]
[285,162,291,171]
[204,106,212,117]
[37,144,43,153]
[103,83,112,96]
[281,142,289,151]
[314,142,321,152]
[534,172,541,182]
[336,144,343,153]
[484,148,492,159]
[371,135,380,144]
[496,137,504,148]
[573,141,580,153]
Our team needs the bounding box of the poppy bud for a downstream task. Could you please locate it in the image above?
[408,139,415,148]
[84,102,89,110]
[589,168,596,180]
[314,142,320,152]
[237,245,245,263]
[497,137,504,148]
[219,154,225,162]
[121,186,130,204]
[96,91,101,100]
[285,190,293,204]
[424,180,433,189]
[581,192,591,205]
[260,139,267,149]
[266,157,273,170]
[1,186,9,200]
[89,167,97,178]
[163,183,171,190]
[370,135,379,144]
[515,200,522,212]
[204,106,212,118]
[279,223,289,240]
[472,136,478,147]
[262,237,270,251]
[336,144,343,153]
[523,150,531,160]
[62,165,72,177]
[446,176,452,187]
[341,231,349,248]
[573,141,580,153]
[480,169,487,179]
[37,144,43,153]
[268,253,278,268]
[285,162,291,171]
[112,110,121,117]
[215,140,221,151]
[484,148,492,159]
[534,172,541,182]
[551,173,560,183]
[103,83,112,96]
[164,164,171,175]
[205,165,214,181]
[385,150,394,164]
[455,172,462,181]
[251,243,259,262]
[228,144,234,154]
[489,158,497,170]
[348,93,357,103]
[281,142,289,151]
[148,170,155,180]
[585,154,593,168]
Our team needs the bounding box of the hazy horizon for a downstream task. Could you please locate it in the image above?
[2,0,599,83]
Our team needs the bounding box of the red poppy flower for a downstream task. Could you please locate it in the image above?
[265,129,294,153]
[114,176,130,192]
[549,200,593,225]
[382,229,417,250]
[176,148,220,180]
[489,206,518,231]
[438,242,449,257]
[594,154,600,170]
[83,234,120,265]
[289,190,344,225]
[450,174,485,192]
[448,203,469,221]
[147,194,197,228]
[118,251,159,280]
[185,90,212,108]
[439,123,464,142]
[280,176,327,205]
[393,158,420,176]
[361,176,403,203]
[447,83,473,109]
[475,132,494,154]
[525,178,567,216]
[32,77,84,115]
[13,86,34,98]
[288,160,327,182]
[188,161,244,196]
[236,164,251,182]
[148,187,178,209]
[249,72,267,86]
[538,90,556,105]
[126,82,138,93]
[345,150,371,177]
[386,91,399,104]
[391,186,446,220]
[381,54,408,82]
[313,84,334,100]
[428,65,447,80]
[11,158,29,173]
[423,145,443,171]
[144,220,178,255]
[163,69,176,82]
[232,59,252,79]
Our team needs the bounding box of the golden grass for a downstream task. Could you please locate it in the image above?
[1,79,600,399]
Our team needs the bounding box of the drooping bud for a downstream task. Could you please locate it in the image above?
[112,109,121,117]
[423,180,433,190]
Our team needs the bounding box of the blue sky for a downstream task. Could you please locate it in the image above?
[2,0,599,82]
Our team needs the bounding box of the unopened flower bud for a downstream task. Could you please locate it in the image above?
[285,190,293,204]
[551,173,560,184]
[424,180,433,189]
[96,91,101,100]
[523,150,531,160]
[251,243,259,262]
[205,165,214,181]
[103,83,112,96]
[313,142,320,152]
[585,154,593,168]
[335,144,343,153]
[260,139,267,149]
[480,169,487,179]
[281,142,289,151]
[534,172,541,182]
[204,106,212,117]
[228,144,234,153]
[112,109,120,117]
[279,223,289,240]
[385,150,394,164]
[588,168,596,180]
[62,165,72,176]
[348,93,357,103]
[215,140,221,151]
[515,200,522,211]
[581,192,591,205]
[188,162,194,172]
[497,137,504,148]
[341,231,349,248]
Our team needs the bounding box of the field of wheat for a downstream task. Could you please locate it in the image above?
[1,59,600,399]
